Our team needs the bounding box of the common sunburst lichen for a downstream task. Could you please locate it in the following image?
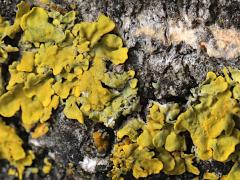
[1,1,240,180]
[0,1,138,131]
[111,68,240,179]
[111,102,199,179]
[0,119,35,180]
[42,157,52,174]
[175,69,240,162]
[0,1,138,178]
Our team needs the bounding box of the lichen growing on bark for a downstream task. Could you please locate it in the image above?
[111,103,198,179]
[111,68,240,179]
[0,1,138,178]
[0,1,240,180]
[0,1,138,131]
[0,119,35,180]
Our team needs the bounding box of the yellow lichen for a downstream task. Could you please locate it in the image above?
[12,151,35,180]
[222,162,240,180]
[111,139,163,180]
[0,82,57,131]
[117,118,144,142]
[0,40,18,63]
[17,51,35,72]
[63,96,84,124]
[0,120,35,179]
[203,172,219,180]
[111,102,198,179]
[72,13,115,47]
[8,168,18,177]
[92,131,109,153]
[168,68,240,179]
[0,2,138,133]
[20,7,65,43]
[164,131,186,152]
[0,66,4,95]
[42,157,52,174]
[175,71,240,161]
[94,34,128,65]
[29,167,39,174]
[3,1,240,179]
[181,153,200,175]
[0,1,30,39]
[35,45,75,75]
[31,123,49,138]
[0,120,25,162]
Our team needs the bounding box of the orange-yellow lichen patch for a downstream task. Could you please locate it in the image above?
[0,1,139,179]
[0,120,25,161]
[40,95,59,123]
[181,154,200,175]
[17,51,35,72]
[222,162,240,180]
[164,131,186,152]
[2,1,240,179]
[175,71,240,161]
[0,84,25,117]
[92,131,109,153]
[0,1,138,132]
[132,148,163,178]
[111,102,199,179]
[24,74,54,107]
[0,120,35,179]
[20,7,65,43]
[71,56,112,111]
[94,34,128,65]
[203,172,219,180]
[0,80,58,131]
[53,81,74,99]
[31,123,49,139]
[165,67,240,179]
[72,13,115,47]
[8,168,18,177]
[42,157,52,174]
[35,45,75,75]
[12,151,35,180]
[117,118,144,142]
[157,148,175,172]
[0,1,30,39]
[0,40,18,63]
[63,96,84,124]
[0,68,4,95]
[111,138,163,180]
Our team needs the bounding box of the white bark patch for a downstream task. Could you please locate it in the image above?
[79,156,108,173]
[135,18,240,60]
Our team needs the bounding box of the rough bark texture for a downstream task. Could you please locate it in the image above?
[0,0,239,179]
